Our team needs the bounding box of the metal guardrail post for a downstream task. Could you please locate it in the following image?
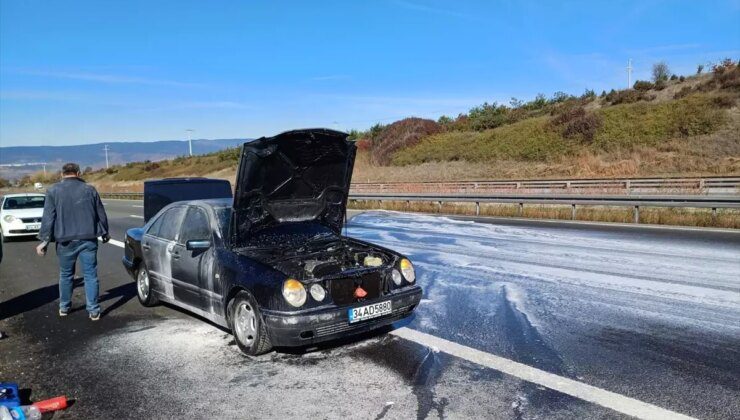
[518,202,523,216]
[712,207,717,225]
[571,204,577,220]
[633,205,640,223]
[475,202,480,216]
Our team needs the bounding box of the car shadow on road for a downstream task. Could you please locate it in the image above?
[99,282,136,317]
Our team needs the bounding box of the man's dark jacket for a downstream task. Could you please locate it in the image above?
[38,177,109,243]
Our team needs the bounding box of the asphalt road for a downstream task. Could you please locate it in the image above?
[1,200,738,419]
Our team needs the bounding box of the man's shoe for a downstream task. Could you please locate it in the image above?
[89,312,100,321]
[59,309,69,317]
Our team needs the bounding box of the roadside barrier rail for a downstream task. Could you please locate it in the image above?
[349,176,740,195]
[99,192,740,224]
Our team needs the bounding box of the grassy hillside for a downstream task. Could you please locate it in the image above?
[10,60,740,189]
[393,94,729,164]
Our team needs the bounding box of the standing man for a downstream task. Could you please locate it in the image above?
[37,163,110,320]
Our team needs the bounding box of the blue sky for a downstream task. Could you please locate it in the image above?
[1,0,739,147]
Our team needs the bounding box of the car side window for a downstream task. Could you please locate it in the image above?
[180,207,211,243]
[146,212,166,237]
[154,206,186,241]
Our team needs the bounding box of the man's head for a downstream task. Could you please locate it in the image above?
[62,163,81,177]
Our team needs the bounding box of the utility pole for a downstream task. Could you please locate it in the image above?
[627,59,633,89]
[103,145,110,169]
[186,129,195,156]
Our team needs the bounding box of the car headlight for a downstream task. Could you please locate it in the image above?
[3,215,16,223]
[400,259,415,283]
[391,269,403,286]
[282,278,307,307]
[309,284,326,302]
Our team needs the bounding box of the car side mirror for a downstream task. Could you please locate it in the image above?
[186,239,211,251]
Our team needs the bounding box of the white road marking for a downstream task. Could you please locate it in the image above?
[129,214,144,219]
[391,328,696,420]
[133,205,143,208]
[100,232,697,419]
[108,238,125,248]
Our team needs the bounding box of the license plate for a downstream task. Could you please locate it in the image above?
[348,301,392,324]
[27,223,41,230]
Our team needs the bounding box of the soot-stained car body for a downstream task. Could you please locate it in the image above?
[122,129,422,355]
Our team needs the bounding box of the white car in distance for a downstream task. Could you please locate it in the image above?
[0,193,46,239]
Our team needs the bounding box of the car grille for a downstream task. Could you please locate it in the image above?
[21,217,42,223]
[329,271,385,305]
[314,304,415,338]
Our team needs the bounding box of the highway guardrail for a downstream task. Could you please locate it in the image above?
[99,192,740,224]
[349,176,740,195]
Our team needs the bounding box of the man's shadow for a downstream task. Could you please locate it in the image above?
[0,277,136,320]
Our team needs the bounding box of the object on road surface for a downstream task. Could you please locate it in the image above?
[33,183,43,191]
[0,194,45,238]
[122,129,422,355]
[0,383,20,409]
[8,405,41,420]
[32,396,67,413]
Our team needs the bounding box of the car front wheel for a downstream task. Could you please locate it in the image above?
[229,291,272,356]
[136,263,159,307]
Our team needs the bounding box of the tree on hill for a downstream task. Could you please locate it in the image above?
[652,61,670,82]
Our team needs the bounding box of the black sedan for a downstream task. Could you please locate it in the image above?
[122,129,422,355]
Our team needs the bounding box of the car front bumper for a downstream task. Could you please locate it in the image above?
[261,285,423,347]
[1,224,40,237]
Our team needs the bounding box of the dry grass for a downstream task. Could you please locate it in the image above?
[348,200,740,229]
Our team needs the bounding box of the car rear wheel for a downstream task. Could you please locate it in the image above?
[136,263,159,307]
[229,291,272,356]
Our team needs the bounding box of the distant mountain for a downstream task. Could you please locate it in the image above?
[0,138,249,179]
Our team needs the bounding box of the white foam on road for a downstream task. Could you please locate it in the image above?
[392,328,697,420]
[100,232,699,419]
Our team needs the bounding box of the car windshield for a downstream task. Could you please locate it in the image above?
[3,196,45,209]
[214,206,231,234]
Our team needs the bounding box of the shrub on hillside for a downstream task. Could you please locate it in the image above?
[370,118,443,165]
[355,138,371,151]
[550,104,602,143]
[562,113,602,143]
[581,89,596,100]
[712,58,737,74]
[607,89,654,105]
[674,86,694,99]
[468,102,510,130]
[633,80,654,91]
[712,94,736,108]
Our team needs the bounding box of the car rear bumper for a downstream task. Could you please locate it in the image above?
[261,285,422,347]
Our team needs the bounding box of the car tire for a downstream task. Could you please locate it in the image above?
[229,291,273,356]
[136,263,159,307]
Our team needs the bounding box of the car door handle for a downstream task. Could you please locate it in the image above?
[142,243,150,251]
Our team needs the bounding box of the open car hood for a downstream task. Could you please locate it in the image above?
[231,129,356,246]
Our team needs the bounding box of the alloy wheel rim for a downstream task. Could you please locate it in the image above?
[234,302,256,347]
[138,270,149,300]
